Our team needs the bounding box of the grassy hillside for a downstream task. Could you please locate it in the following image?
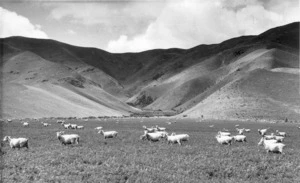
[1,22,299,119]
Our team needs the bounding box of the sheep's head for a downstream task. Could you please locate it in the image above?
[98,130,104,135]
[3,136,10,142]
[56,131,64,138]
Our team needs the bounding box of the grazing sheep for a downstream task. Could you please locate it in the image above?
[218,131,231,136]
[244,129,251,133]
[70,124,78,129]
[143,125,156,133]
[258,137,285,154]
[209,125,214,128]
[144,132,162,142]
[155,125,166,131]
[77,125,84,129]
[233,135,247,143]
[274,135,285,142]
[276,130,286,137]
[7,119,12,123]
[264,133,276,140]
[165,133,189,145]
[57,120,65,123]
[3,136,29,149]
[98,130,118,139]
[216,135,233,145]
[258,128,269,136]
[43,122,50,127]
[235,125,239,127]
[23,122,29,127]
[56,131,79,145]
[236,128,245,135]
[94,126,103,130]
[63,123,71,129]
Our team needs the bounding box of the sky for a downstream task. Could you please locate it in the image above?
[0,0,299,53]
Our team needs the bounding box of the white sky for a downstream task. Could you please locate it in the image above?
[0,0,299,53]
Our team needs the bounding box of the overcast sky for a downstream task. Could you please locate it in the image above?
[0,0,299,53]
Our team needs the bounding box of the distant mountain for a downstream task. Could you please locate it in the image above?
[1,22,299,120]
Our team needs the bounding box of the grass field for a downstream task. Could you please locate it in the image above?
[1,118,300,183]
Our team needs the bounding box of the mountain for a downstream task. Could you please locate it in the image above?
[1,22,299,120]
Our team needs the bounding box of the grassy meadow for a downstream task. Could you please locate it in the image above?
[1,118,300,183]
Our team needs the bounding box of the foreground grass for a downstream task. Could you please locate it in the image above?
[1,118,300,182]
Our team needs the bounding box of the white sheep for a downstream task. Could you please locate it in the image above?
[215,135,233,145]
[209,125,214,128]
[94,126,103,130]
[258,137,285,154]
[70,124,77,129]
[43,122,50,127]
[56,131,79,145]
[143,125,156,133]
[276,130,286,137]
[233,135,247,143]
[165,133,189,145]
[23,122,29,127]
[236,128,245,135]
[98,130,118,139]
[155,125,166,131]
[218,131,231,136]
[63,123,71,129]
[274,135,285,142]
[264,133,276,140]
[57,120,65,123]
[258,128,269,136]
[244,129,251,133]
[3,136,29,149]
[77,125,84,129]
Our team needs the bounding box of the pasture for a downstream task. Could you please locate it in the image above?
[1,118,300,183]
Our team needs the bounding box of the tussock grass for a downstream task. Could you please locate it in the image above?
[1,118,300,182]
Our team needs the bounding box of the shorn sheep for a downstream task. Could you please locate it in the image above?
[94,126,103,130]
[56,131,79,145]
[23,122,29,127]
[165,133,189,145]
[258,128,269,136]
[3,136,29,149]
[258,137,285,154]
[77,125,84,129]
[233,135,247,143]
[276,130,286,137]
[218,131,231,136]
[98,130,118,139]
[216,135,233,145]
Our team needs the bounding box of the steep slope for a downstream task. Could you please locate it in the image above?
[1,22,299,120]
[1,51,138,118]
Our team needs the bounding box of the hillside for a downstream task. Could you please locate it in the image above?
[0,22,299,120]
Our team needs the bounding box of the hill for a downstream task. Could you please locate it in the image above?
[1,22,299,120]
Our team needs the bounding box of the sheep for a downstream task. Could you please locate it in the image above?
[56,131,79,145]
[143,125,156,133]
[236,128,245,135]
[218,131,231,136]
[264,133,276,140]
[57,120,64,123]
[165,133,189,145]
[77,125,84,129]
[258,137,285,154]
[233,135,247,143]
[222,128,229,132]
[235,125,239,127]
[43,122,50,127]
[209,125,214,128]
[276,130,286,137]
[155,125,166,131]
[7,119,12,123]
[244,129,251,133]
[94,126,103,130]
[215,135,233,145]
[98,130,118,139]
[63,123,71,129]
[274,135,285,142]
[23,122,29,127]
[3,136,29,149]
[70,124,77,129]
[258,128,269,136]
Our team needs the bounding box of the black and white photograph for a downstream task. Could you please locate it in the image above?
[0,0,299,182]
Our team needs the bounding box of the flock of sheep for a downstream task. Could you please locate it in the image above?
[2,119,290,154]
[215,126,287,154]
